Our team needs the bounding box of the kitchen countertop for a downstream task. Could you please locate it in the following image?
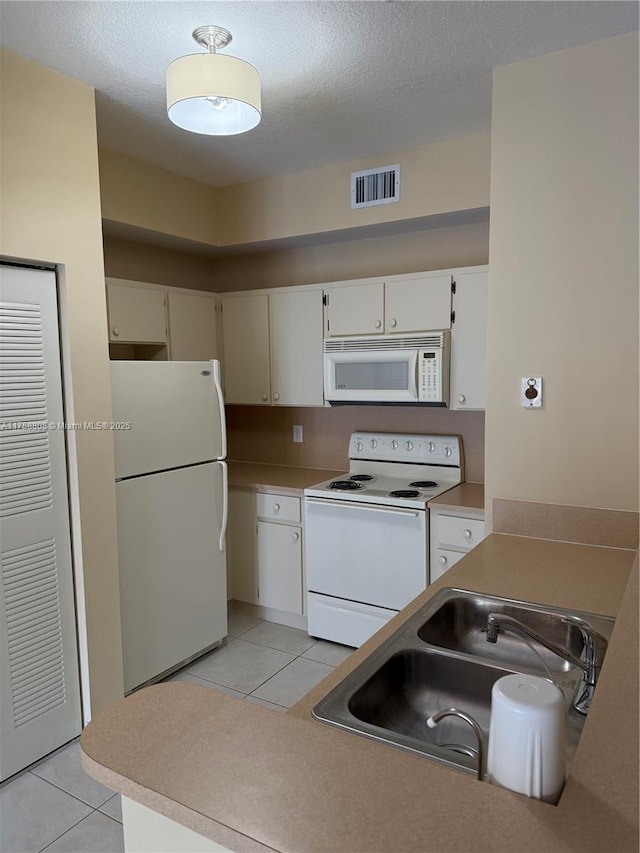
[428,482,485,514]
[81,534,638,852]
[227,461,343,496]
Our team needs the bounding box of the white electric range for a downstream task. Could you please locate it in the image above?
[304,432,463,647]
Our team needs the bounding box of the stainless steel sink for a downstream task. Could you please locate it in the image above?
[313,588,615,778]
[417,591,613,676]
[346,649,513,771]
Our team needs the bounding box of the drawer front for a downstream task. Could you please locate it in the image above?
[436,515,485,550]
[430,548,466,583]
[256,493,301,524]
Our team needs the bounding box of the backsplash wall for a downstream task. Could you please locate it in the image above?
[226,406,485,483]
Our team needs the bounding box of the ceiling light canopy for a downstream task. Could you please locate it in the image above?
[166,26,261,136]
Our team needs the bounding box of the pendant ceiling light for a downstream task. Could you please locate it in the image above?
[166,26,261,136]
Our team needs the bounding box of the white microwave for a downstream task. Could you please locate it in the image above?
[323,332,450,405]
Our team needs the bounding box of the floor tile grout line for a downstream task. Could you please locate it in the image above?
[181,673,249,696]
[189,645,335,700]
[226,633,316,657]
[36,807,102,853]
[245,659,337,705]
[27,771,113,812]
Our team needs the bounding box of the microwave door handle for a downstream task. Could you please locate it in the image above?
[409,350,418,399]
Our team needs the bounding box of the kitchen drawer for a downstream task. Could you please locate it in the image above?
[436,515,485,550]
[430,548,466,583]
[256,493,301,524]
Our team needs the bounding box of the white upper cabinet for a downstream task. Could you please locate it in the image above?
[325,272,452,337]
[449,268,488,411]
[106,280,167,344]
[270,289,324,406]
[221,293,271,405]
[384,273,452,333]
[222,288,324,407]
[168,291,218,361]
[325,280,385,337]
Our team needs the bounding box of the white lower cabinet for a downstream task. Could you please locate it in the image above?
[429,510,486,583]
[228,488,304,622]
[257,521,302,614]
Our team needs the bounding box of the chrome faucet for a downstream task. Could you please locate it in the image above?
[426,708,486,780]
[485,613,607,715]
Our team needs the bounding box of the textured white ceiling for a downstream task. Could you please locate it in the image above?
[1,1,637,188]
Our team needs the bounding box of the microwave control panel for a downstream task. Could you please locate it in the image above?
[418,349,442,402]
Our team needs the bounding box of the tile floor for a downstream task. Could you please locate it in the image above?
[0,614,353,853]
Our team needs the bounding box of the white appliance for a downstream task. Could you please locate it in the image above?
[305,432,462,647]
[110,360,228,693]
[323,332,450,405]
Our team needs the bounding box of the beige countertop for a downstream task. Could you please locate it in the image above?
[81,534,638,853]
[227,461,343,496]
[428,481,485,513]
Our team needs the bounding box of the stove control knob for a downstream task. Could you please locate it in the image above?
[405,440,413,451]
[444,446,453,458]
[428,441,436,453]
[356,441,363,452]
[370,439,377,449]
[391,440,398,450]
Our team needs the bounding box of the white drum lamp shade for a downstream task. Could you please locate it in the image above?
[166,28,261,136]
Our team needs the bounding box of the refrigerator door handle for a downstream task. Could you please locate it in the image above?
[212,360,227,460]
[217,460,228,552]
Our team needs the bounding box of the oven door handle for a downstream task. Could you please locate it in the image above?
[305,498,421,518]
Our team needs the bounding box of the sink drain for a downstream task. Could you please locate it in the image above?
[440,743,478,759]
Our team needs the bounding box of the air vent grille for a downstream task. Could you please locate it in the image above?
[2,538,66,728]
[325,333,446,352]
[351,164,400,209]
[0,301,52,518]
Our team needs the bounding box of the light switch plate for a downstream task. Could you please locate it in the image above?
[521,377,543,408]
[293,424,303,443]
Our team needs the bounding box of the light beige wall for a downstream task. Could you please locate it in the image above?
[209,220,489,292]
[217,132,491,245]
[0,49,124,713]
[103,235,217,291]
[98,133,490,249]
[102,219,489,294]
[485,33,639,525]
[227,406,485,484]
[99,148,219,246]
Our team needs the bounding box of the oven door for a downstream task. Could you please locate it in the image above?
[304,497,427,610]
[323,349,418,403]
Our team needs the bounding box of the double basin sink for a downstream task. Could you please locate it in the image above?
[313,588,614,779]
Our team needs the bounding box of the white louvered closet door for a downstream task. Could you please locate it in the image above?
[0,265,81,781]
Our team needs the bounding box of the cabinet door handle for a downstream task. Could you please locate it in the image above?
[292,531,300,542]
[463,529,472,539]
[273,503,280,513]
[439,555,448,565]
[374,320,382,329]
[262,393,268,401]
[273,392,280,401]
[390,318,397,328]
[458,395,466,404]
[112,327,120,337]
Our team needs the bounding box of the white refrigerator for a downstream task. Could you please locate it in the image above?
[110,360,228,693]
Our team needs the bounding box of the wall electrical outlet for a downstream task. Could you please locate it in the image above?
[293,424,304,443]
[521,377,543,408]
